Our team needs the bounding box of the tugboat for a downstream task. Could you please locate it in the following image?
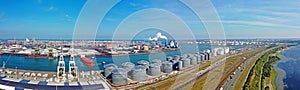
[57,55,65,78]
[69,55,78,78]
[80,55,94,67]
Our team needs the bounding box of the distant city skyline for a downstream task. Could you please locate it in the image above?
[0,0,300,39]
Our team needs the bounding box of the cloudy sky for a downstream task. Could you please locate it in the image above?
[0,0,300,39]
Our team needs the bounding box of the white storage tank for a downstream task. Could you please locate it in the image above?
[104,64,118,77]
[181,58,191,67]
[111,68,128,85]
[148,63,161,76]
[137,60,150,70]
[122,62,135,72]
[162,61,173,73]
[130,65,147,82]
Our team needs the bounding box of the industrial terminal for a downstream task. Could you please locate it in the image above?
[103,51,212,89]
[0,37,268,89]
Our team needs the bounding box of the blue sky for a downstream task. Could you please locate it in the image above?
[0,0,300,39]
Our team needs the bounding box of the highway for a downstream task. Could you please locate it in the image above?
[222,52,261,90]
[221,46,279,90]
[175,52,243,90]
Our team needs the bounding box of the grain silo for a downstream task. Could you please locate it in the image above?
[148,63,161,76]
[130,65,147,82]
[104,64,118,77]
[111,68,128,85]
[137,60,150,70]
[162,61,173,73]
[122,62,135,72]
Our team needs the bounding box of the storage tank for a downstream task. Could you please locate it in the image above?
[166,56,173,61]
[173,55,180,60]
[111,68,128,85]
[104,64,118,77]
[183,54,188,58]
[190,56,197,65]
[181,58,191,67]
[151,59,162,66]
[200,54,205,61]
[122,62,135,72]
[187,54,193,58]
[194,54,201,64]
[206,53,210,60]
[148,63,161,76]
[203,53,209,60]
[162,61,173,73]
[137,60,150,70]
[130,65,147,82]
[171,60,179,70]
[178,60,183,70]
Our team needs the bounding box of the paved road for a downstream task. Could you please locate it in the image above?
[221,47,278,90]
[175,53,242,90]
[222,52,261,90]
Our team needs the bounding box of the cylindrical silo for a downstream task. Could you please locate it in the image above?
[203,53,208,60]
[183,54,188,58]
[104,64,118,77]
[181,58,190,67]
[190,56,197,65]
[200,54,205,61]
[148,63,161,76]
[162,61,173,73]
[111,68,128,85]
[187,54,193,58]
[171,60,178,70]
[173,55,180,60]
[166,56,173,61]
[151,59,162,66]
[130,65,147,82]
[194,54,201,64]
[206,53,210,60]
[137,60,150,69]
[122,62,135,72]
[178,60,183,70]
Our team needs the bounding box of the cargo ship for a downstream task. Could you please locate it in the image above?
[25,54,53,58]
[80,55,95,67]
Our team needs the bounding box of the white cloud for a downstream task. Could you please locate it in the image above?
[201,20,300,29]
[65,14,72,18]
[47,6,57,11]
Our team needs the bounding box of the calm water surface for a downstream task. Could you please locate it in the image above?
[0,44,245,72]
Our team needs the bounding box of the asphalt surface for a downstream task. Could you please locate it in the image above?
[221,47,277,90]
[174,53,242,90]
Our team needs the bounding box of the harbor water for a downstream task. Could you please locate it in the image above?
[0,44,245,72]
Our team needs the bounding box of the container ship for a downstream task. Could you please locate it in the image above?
[80,55,95,67]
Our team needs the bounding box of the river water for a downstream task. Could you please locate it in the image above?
[0,44,245,72]
[274,45,300,90]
